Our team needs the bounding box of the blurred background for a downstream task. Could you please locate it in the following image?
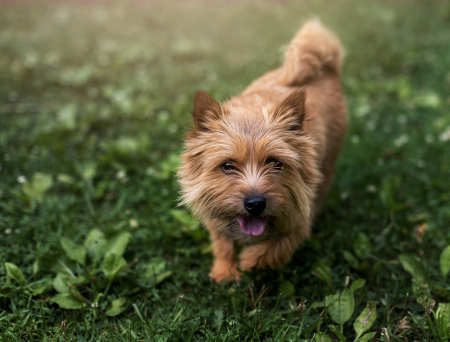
[1,0,450,339]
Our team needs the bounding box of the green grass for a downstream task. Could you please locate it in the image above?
[1,0,450,340]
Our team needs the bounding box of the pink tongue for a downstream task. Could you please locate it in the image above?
[237,215,267,236]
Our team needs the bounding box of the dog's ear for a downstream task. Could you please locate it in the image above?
[192,90,222,131]
[274,90,306,131]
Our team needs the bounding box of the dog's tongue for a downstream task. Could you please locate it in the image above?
[237,216,267,236]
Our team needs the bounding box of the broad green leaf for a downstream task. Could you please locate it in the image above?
[278,280,295,297]
[314,332,332,342]
[84,229,106,262]
[22,172,53,203]
[143,257,172,285]
[350,279,366,292]
[57,173,76,185]
[440,246,450,277]
[311,259,332,286]
[103,231,132,256]
[32,285,47,296]
[343,250,360,269]
[325,288,355,325]
[53,272,85,293]
[354,301,377,340]
[436,303,450,337]
[105,297,130,317]
[436,303,450,325]
[102,253,126,280]
[399,253,426,281]
[60,237,86,266]
[353,233,373,260]
[51,293,86,309]
[53,272,70,293]
[357,332,376,342]
[5,262,26,286]
[327,325,346,342]
[77,162,97,182]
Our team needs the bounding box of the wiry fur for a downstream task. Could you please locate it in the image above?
[179,20,348,282]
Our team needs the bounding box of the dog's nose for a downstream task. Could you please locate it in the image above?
[244,196,266,216]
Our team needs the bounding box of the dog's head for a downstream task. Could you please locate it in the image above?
[179,90,320,243]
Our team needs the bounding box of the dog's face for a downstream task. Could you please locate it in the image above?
[179,90,320,244]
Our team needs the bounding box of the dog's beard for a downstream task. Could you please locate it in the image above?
[213,215,281,244]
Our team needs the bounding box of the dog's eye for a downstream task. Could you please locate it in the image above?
[221,161,238,174]
[265,158,283,170]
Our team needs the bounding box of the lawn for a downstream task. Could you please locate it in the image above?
[1,0,450,340]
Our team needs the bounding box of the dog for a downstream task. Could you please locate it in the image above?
[179,20,348,282]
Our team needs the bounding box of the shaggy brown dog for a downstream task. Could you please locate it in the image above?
[179,20,348,282]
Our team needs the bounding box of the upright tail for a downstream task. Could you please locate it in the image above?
[279,19,344,86]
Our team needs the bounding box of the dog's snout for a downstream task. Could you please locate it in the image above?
[244,196,266,216]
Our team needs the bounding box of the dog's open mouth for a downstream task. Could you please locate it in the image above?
[237,215,267,236]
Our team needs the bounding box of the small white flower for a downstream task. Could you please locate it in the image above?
[366,185,377,193]
[116,170,126,180]
[5,228,12,234]
[129,219,138,228]
[91,302,98,308]
[17,176,27,183]
[394,134,409,147]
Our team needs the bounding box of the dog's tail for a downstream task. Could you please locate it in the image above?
[278,19,344,86]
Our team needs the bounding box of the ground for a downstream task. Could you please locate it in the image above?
[1,0,450,341]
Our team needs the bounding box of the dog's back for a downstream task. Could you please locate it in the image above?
[243,19,348,213]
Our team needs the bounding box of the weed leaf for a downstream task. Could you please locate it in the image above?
[53,272,71,293]
[350,279,366,292]
[325,288,355,325]
[278,280,295,297]
[399,253,426,281]
[84,229,106,262]
[311,259,332,286]
[102,253,126,280]
[105,297,130,317]
[353,233,373,260]
[60,237,86,266]
[440,245,450,277]
[51,293,86,309]
[104,231,131,256]
[314,332,332,342]
[143,257,172,285]
[5,262,26,286]
[356,332,376,342]
[354,301,377,340]
[22,172,53,203]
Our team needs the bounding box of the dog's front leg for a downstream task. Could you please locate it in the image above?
[208,223,241,282]
[239,222,310,271]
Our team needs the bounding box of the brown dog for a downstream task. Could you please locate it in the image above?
[179,20,348,282]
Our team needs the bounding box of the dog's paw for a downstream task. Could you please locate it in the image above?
[210,260,241,283]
